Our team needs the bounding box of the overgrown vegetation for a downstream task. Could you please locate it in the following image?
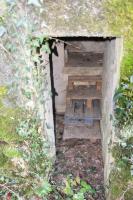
[109,125,133,200]
[114,76,133,127]
[0,0,54,199]
[0,84,52,199]
[105,1,133,199]
[62,176,96,200]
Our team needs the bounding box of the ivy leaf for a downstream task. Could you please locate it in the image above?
[32,39,40,47]
[39,36,44,44]
[35,181,52,197]
[32,55,40,63]
[73,192,85,200]
[80,180,95,193]
[63,178,73,196]
[27,0,41,7]
[0,26,6,37]
[41,42,51,54]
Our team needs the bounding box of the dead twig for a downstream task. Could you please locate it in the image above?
[49,36,81,50]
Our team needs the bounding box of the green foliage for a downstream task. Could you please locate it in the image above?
[109,126,133,200]
[0,110,22,142]
[35,180,52,197]
[3,147,21,158]
[18,118,52,178]
[0,86,7,97]
[121,52,133,79]
[0,152,8,167]
[105,0,133,78]
[0,86,23,171]
[114,76,133,127]
[0,82,52,199]
[41,42,51,54]
[63,176,95,200]
[0,1,53,197]
[0,115,52,199]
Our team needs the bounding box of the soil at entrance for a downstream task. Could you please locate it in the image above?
[51,115,105,200]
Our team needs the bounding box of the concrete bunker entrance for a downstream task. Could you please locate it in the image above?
[51,36,121,140]
[50,36,123,189]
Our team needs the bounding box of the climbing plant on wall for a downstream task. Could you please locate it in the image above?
[0,0,54,199]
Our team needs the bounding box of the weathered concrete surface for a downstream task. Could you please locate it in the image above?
[53,43,68,113]
[43,53,56,157]
[34,0,114,37]
[101,38,123,193]
[0,52,12,86]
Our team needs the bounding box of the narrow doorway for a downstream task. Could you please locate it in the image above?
[49,37,122,200]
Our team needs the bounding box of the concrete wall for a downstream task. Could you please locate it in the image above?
[43,53,55,157]
[33,0,113,37]
[0,50,12,86]
[53,42,68,113]
[0,51,55,158]
[101,38,123,191]
[66,41,105,53]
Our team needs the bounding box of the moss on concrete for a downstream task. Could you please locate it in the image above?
[0,86,23,170]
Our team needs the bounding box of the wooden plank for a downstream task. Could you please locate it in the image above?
[68,80,74,90]
[64,118,94,126]
[96,81,102,91]
[68,80,98,90]
[67,86,102,100]
[63,121,101,140]
[68,76,102,90]
[87,99,92,109]
[66,52,103,68]
[68,75,102,81]
[63,67,103,76]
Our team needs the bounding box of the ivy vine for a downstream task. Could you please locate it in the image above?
[0,1,54,199]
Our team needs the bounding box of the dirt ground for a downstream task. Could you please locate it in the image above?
[51,115,105,200]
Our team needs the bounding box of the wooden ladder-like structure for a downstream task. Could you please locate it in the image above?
[63,75,102,140]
